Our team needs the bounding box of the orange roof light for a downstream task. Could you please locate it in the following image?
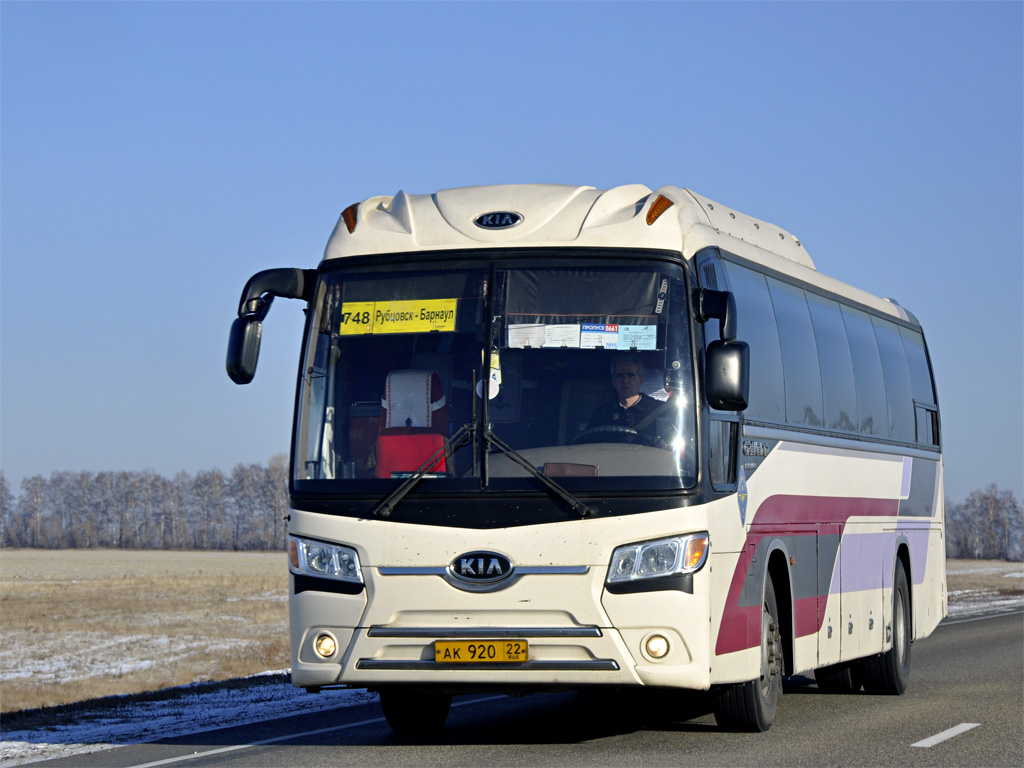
[341,203,359,233]
[646,194,674,226]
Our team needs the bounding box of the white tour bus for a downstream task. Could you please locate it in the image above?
[227,184,945,733]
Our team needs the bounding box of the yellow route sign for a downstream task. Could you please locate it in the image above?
[338,298,458,335]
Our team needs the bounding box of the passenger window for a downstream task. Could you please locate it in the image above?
[806,293,859,433]
[721,261,785,423]
[767,279,823,427]
[840,306,888,437]
[872,317,915,442]
[900,327,936,407]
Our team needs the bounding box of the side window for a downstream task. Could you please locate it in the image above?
[900,327,937,406]
[767,278,824,427]
[915,405,939,447]
[872,317,915,442]
[841,305,888,437]
[900,327,940,447]
[721,261,785,423]
[806,293,859,433]
[709,418,738,488]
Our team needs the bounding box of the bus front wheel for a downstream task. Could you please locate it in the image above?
[713,573,784,732]
[379,687,452,734]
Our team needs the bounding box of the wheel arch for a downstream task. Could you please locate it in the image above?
[894,537,913,640]
[764,541,795,677]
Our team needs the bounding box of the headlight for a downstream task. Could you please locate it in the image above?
[289,536,363,584]
[607,533,708,584]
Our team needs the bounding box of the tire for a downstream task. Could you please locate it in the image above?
[713,573,784,732]
[379,687,452,734]
[814,661,862,693]
[861,560,911,695]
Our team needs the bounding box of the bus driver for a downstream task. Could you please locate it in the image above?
[586,355,671,448]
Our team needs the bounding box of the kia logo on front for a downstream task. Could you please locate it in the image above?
[474,211,523,230]
[449,551,514,585]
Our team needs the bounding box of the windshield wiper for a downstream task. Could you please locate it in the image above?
[371,415,595,520]
[370,423,595,519]
[372,422,475,517]
[484,431,595,518]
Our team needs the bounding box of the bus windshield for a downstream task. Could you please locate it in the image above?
[293,253,696,495]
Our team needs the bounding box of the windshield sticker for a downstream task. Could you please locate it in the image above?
[618,325,657,350]
[507,324,545,348]
[508,322,656,350]
[338,298,458,335]
[542,325,581,348]
[580,324,620,349]
[507,324,582,348]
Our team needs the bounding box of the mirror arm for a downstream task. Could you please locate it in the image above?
[694,288,737,342]
[237,268,317,318]
[227,268,316,386]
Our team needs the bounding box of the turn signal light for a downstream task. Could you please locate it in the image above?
[683,536,708,570]
[646,195,674,225]
[341,203,359,233]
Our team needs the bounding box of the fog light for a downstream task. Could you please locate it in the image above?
[645,634,670,659]
[314,633,337,658]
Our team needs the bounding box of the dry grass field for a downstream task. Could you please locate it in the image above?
[0,550,289,713]
[0,550,1020,714]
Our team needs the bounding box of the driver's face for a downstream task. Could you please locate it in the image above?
[611,363,642,403]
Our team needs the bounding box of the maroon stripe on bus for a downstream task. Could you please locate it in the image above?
[715,495,899,656]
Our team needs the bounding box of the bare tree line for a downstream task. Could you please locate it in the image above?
[945,484,1023,561]
[0,463,1020,559]
[0,457,289,551]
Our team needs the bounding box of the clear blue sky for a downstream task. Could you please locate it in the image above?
[2,1,1021,504]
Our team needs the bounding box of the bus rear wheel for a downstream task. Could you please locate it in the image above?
[861,560,911,695]
[379,687,452,734]
[713,573,784,732]
[814,661,863,693]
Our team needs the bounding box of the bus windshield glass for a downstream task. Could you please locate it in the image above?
[293,254,696,494]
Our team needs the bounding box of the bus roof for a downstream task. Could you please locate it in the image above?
[322,184,909,322]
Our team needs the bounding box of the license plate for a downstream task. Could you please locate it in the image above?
[434,639,528,663]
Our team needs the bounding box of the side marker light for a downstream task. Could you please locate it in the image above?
[341,203,359,233]
[646,195,674,226]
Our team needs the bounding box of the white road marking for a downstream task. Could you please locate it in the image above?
[126,695,505,768]
[911,722,981,748]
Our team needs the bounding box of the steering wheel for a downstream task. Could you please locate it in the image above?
[571,425,656,446]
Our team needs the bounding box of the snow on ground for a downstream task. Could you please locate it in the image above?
[1,673,376,767]
[2,575,1022,767]
[947,590,1024,617]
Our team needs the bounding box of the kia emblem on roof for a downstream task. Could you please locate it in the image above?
[474,211,523,230]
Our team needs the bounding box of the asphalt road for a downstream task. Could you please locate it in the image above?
[42,612,1023,768]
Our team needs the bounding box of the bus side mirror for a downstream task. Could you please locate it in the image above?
[226,316,263,385]
[226,267,315,385]
[706,340,749,411]
[696,288,748,410]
